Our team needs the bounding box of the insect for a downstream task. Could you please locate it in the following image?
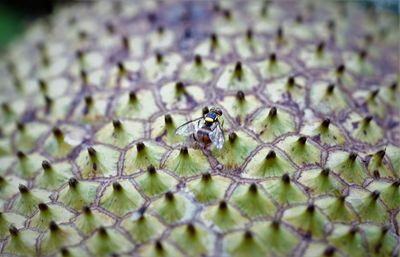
[175,107,225,149]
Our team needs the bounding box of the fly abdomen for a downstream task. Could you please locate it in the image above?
[195,126,212,145]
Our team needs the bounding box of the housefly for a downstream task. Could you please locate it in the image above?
[175,107,225,149]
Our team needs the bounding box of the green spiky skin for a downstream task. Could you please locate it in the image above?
[0,1,399,257]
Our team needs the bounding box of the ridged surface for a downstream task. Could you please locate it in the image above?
[0,1,399,257]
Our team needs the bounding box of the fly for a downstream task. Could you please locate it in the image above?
[175,107,225,149]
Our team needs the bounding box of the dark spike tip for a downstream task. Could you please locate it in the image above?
[155,52,163,63]
[9,225,19,236]
[41,160,51,171]
[175,81,185,92]
[49,221,59,231]
[269,53,277,63]
[157,26,164,35]
[336,64,345,74]
[287,76,295,86]
[180,146,189,156]
[16,151,26,159]
[306,204,315,213]
[112,119,122,130]
[381,225,389,235]
[194,54,202,66]
[320,168,330,176]
[147,165,156,175]
[323,246,336,256]
[128,91,137,103]
[60,247,70,256]
[297,136,307,145]
[16,122,25,131]
[359,49,367,59]
[371,190,380,200]
[136,142,145,152]
[271,219,280,229]
[233,61,243,80]
[38,203,49,211]
[201,173,212,182]
[236,90,245,101]
[244,230,253,240]
[122,36,130,50]
[363,115,373,124]
[165,191,174,201]
[112,182,122,191]
[370,89,379,99]
[268,107,277,118]
[390,81,397,91]
[249,183,258,193]
[68,178,78,188]
[219,200,227,210]
[87,147,96,157]
[373,170,380,179]
[155,240,164,251]
[246,28,253,41]
[52,127,63,138]
[326,83,335,94]
[83,206,91,215]
[164,114,173,125]
[392,180,400,188]
[349,152,358,161]
[276,27,283,39]
[98,226,107,237]
[84,96,92,105]
[228,132,237,143]
[349,226,358,235]
[18,184,29,194]
[282,173,291,184]
[338,194,347,202]
[187,223,196,234]
[117,62,125,73]
[321,119,331,128]
[316,41,325,53]
[266,150,276,160]
[375,150,385,159]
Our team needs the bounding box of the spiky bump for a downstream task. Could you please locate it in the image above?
[0,1,399,256]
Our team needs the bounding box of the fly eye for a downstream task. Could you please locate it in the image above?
[215,109,222,116]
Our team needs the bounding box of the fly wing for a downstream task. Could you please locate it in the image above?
[175,117,203,136]
[209,122,225,149]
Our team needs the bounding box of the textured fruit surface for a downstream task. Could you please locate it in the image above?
[0,1,399,257]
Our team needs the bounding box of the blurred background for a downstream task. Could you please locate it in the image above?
[0,0,398,50]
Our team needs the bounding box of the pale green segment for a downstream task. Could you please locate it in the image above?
[58,181,98,210]
[187,175,231,203]
[263,77,306,108]
[361,224,398,257]
[220,95,261,125]
[150,114,187,145]
[30,204,74,230]
[231,184,276,217]
[344,113,384,144]
[212,131,257,169]
[0,156,15,175]
[121,214,164,242]
[224,231,267,257]
[244,147,295,178]
[39,225,82,256]
[138,241,184,257]
[385,145,400,176]
[180,59,216,83]
[345,52,374,76]
[148,29,175,50]
[310,81,348,114]
[136,170,176,196]
[75,210,114,235]
[160,82,206,110]
[298,169,344,196]
[250,107,296,142]
[0,138,11,156]
[100,180,143,216]
[86,228,133,257]
[194,37,231,60]
[0,212,25,240]
[235,37,265,59]
[14,123,48,152]
[0,175,26,199]
[302,242,343,257]
[124,142,166,173]
[278,136,321,165]
[326,151,367,184]
[301,122,345,145]
[164,148,209,176]
[152,194,187,223]
[95,120,144,148]
[35,162,71,190]
[257,59,291,79]
[12,189,50,216]
[368,154,395,178]
[44,135,74,159]
[202,203,246,231]
[114,90,159,119]
[76,145,119,178]
[14,153,43,178]
[315,197,357,222]
[282,205,329,238]
[4,229,39,256]
[74,94,109,124]
[367,180,399,209]
[329,224,367,257]
[144,53,182,83]
[263,179,307,205]
[216,63,259,90]
[170,224,214,257]
[300,48,334,69]
[352,90,386,118]
[346,188,388,224]
[252,221,299,256]
[55,247,90,257]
